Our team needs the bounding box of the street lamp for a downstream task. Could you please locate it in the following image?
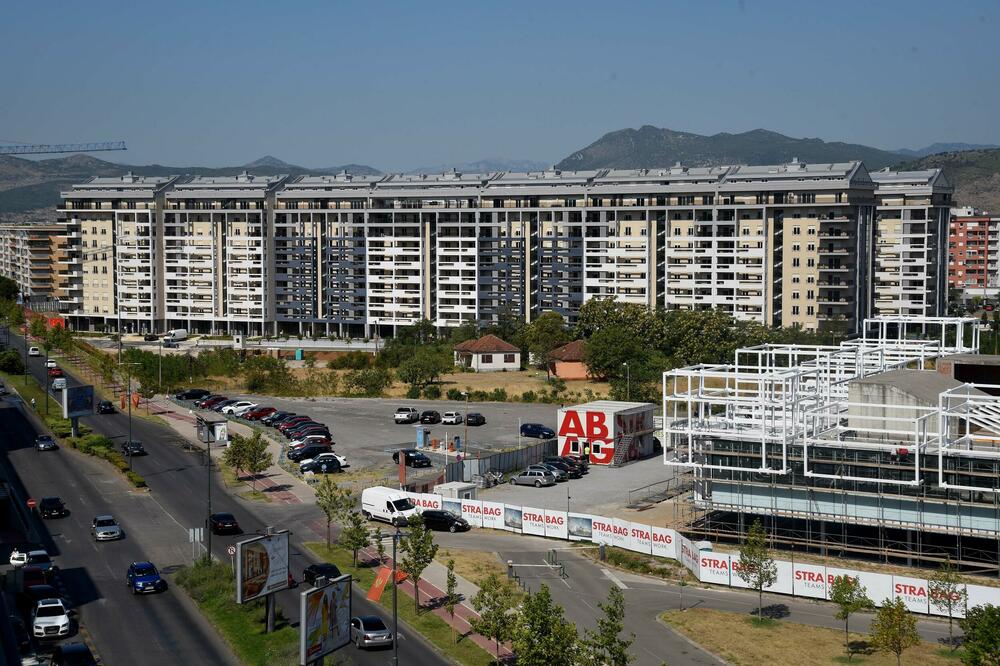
[622,361,630,401]
[120,361,140,471]
[461,391,469,453]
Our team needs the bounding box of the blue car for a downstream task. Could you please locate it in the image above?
[126,561,166,594]
[520,423,555,439]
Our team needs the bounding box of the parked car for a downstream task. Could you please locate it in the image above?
[126,561,166,594]
[393,407,419,424]
[277,416,314,432]
[286,425,331,441]
[162,340,179,349]
[91,515,123,541]
[547,456,587,474]
[510,469,557,487]
[303,563,342,587]
[23,552,54,574]
[541,459,582,479]
[45,359,57,369]
[208,512,240,535]
[288,444,332,463]
[143,334,159,342]
[243,406,276,421]
[21,584,67,611]
[9,548,48,570]
[527,463,567,482]
[360,487,418,526]
[392,449,431,468]
[350,615,393,649]
[175,388,210,401]
[96,400,115,414]
[419,410,441,424]
[263,411,295,426]
[121,440,146,456]
[47,367,63,377]
[211,399,238,412]
[196,395,226,408]
[50,642,98,666]
[289,435,333,449]
[565,453,590,470]
[520,423,555,439]
[466,412,486,426]
[441,411,463,425]
[231,403,260,417]
[39,497,68,519]
[28,347,40,357]
[51,378,67,391]
[299,454,343,474]
[35,435,57,451]
[221,400,256,415]
[32,598,71,639]
[20,566,47,589]
[421,510,470,533]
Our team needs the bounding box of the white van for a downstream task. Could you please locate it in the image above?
[164,329,188,342]
[361,486,418,527]
[51,378,67,391]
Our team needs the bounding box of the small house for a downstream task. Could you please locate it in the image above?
[548,339,588,380]
[453,334,521,372]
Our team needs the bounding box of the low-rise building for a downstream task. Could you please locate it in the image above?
[453,334,521,372]
[547,339,588,379]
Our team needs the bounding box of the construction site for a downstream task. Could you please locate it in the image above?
[662,316,1000,573]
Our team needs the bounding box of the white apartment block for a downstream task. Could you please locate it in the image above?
[58,160,949,337]
[0,224,60,304]
[870,168,952,317]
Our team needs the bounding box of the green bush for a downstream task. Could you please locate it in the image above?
[446,388,463,401]
[521,390,536,403]
[405,386,421,399]
[423,385,441,399]
[126,471,147,488]
[489,388,508,402]
[327,351,371,370]
[0,350,25,375]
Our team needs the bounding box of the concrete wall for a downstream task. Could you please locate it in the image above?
[847,382,940,438]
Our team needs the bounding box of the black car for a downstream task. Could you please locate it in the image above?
[287,444,332,463]
[392,449,432,468]
[212,399,238,412]
[263,411,295,426]
[541,459,582,479]
[303,563,342,587]
[39,497,67,519]
[421,510,470,533]
[520,423,555,439]
[466,412,486,426]
[20,584,67,613]
[208,512,240,534]
[143,334,159,342]
[300,455,342,474]
[96,400,115,414]
[35,435,57,451]
[121,440,146,456]
[50,642,97,666]
[546,456,587,474]
[175,388,210,401]
[419,410,441,424]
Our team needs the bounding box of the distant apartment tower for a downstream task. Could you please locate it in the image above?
[869,169,952,317]
[948,208,1000,295]
[0,224,61,304]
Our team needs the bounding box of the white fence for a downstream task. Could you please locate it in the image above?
[393,487,1000,617]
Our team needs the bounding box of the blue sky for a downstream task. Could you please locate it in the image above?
[1,0,997,170]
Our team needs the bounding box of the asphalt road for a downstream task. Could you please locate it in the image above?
[14,332,447,666]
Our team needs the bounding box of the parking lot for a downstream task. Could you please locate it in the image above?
[179,394,560,474]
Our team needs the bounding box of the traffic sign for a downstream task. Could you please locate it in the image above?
[26,498,36,509]
[227,545,236,556]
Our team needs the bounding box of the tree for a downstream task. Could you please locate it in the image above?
[513,584,579,666]
[241,431,273,492]
[469,573,516,663]
[344,367,393,396]
[960,604,1000,666]
[830,575,873,659]
[221,434,247,477]
[29,316,46,340]
[0,350,25,375]
[581,586,634,666]
[374,527,386,564]
[582,328,645,380]
[870,597,919,666]
[929,557,967,651]
[0,276,18,302]
[43,323,72,355]
[399,514,439,613]
[735,519,778,622]
[523,311,569,375]
[396,346,450,390]
[314,475,353,548]
[445,558,458,644]
[339,510,371,566]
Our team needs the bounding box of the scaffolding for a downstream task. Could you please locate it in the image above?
[939,383,1000,493]
[863,315,980,354]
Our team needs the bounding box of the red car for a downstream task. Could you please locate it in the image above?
[198,396,228,410]
[277,416,313,433]
[21,566,46,591]
[243,406,276,421]
[47,367,63,377]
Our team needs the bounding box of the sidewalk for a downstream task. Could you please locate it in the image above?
[151,397,314,505]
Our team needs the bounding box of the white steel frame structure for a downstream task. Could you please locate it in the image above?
[938,383,1000,493]
[863,315,980,354]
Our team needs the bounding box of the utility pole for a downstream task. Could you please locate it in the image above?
[265,526,276,633]
[462,391,469,452]
[206,435,212,562]
[158,338,163,394]
[44,346,50,415]
[623,361,630,401]
[120,362,139,470]
[392,527,401,666]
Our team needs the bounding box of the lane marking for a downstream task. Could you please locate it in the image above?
[602,568,628,590]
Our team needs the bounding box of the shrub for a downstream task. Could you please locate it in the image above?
[521,390,536,403]
[405,386,421,399]
[0,350,25,375]
[126,471,147,488]
[327,351,371,370]
[489,388,508,402]
[446,388,463,401]
[423,385,441,399]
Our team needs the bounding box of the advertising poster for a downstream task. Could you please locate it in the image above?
[792,562,828,599]
[236,532,290,604]
[543,510,568,540]
[62,384,94,419]
[480,502,506,531]
[699,551,732,586]
[503,506,523,533]
[650,526,676,560]
[627,523,652,555]
[892,576,930,614]
[299,575,351,665]
[413,494,442,511]
[442,498,462,519]
[567,513,594,542]
[461,500,484,528]
[521,507,547,536]
[611,518,630,549]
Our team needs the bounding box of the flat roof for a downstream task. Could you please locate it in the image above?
[851,369,987,405]
[561,400,654,411]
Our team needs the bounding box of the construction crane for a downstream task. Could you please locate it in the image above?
[0,141,127,156]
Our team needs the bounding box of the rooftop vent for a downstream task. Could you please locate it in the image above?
[543,168,561,178]
[121,171,137,184]
[785,157,805,171]
[235,170,252,183]
[335,170,352,182]
[443,168,461,180]
[668,162,687,175]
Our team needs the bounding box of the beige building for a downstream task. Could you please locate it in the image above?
[0,224,61,304]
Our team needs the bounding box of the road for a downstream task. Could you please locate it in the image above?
[13,331,447,666]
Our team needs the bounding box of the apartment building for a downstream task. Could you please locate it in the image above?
[869,168,952,317]
[58,159,948,337]
[0,224,61,304]
[58,173,176,331]
[948,208,1000,295]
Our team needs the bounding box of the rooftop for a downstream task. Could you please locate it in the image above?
[850,369,986,405]
[548,339,586,362]
[453,334,520,354]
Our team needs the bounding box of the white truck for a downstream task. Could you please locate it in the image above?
[361,486,418,527]
[163,329,188,342]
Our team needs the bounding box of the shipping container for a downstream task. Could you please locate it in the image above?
[556,400,656,466]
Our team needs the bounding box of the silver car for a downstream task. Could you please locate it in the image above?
[91,515,123,541]
[350,615,393,649]
[527,463,567,482]
[509,469,557,487]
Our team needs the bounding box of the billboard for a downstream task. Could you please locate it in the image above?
[299,574,351,665]
[236,532,290,604]
[62,384,94,419]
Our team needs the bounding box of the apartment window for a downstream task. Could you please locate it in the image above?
[807,227,816,235]
[792,291,800,300]
[791,306,800,315]
[792,258,800,267]
[807,243,815,252]
[792,226,801,235]
[807,276,815,284]
[807,258,815,267]
[673,227,681,236]
[807,289,814,299]
[504,354,515,363]
[800,193,816,204]
[678,196,695,206]
[481,354,493,363]
[807,306,815,315]
[791,275,800,284]
[701,196,714,206]
[792,244,800,252]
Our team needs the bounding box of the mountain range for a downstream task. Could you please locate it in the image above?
[895,148,1000,213]
[895,142,1000,158]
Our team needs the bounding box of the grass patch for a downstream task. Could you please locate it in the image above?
[306,542,495,666]
[176,559,298,665]
[581,544,690,582]
[661,607,961,666]
[436,549,508,587]
[238,489,272,503]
